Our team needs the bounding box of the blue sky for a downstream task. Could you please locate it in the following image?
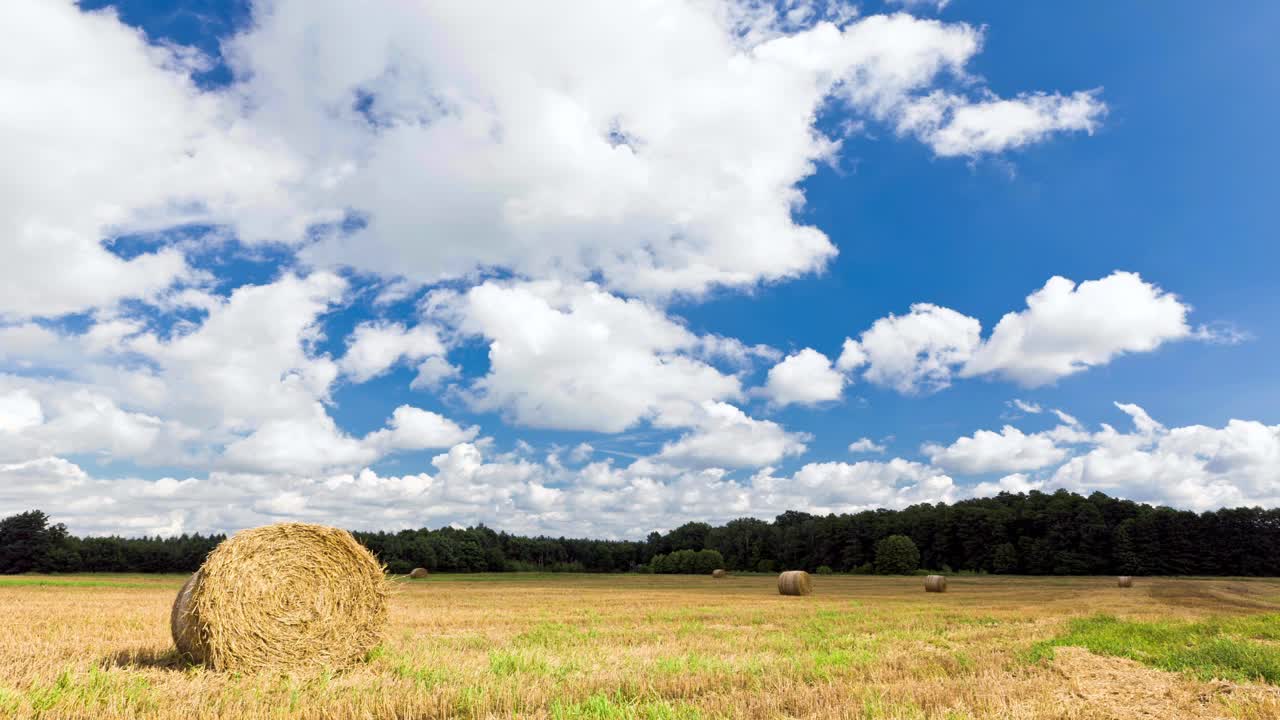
[1,0,1277,537]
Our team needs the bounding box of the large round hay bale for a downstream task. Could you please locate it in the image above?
[712,569,727,578]
[777,570,812,596]
[409,567,429,579]
[171,523,389,672]
[1117,576,1133,588]
[924,575,947,593]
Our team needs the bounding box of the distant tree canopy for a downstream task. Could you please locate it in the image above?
[874,534,921,575]
[4,489,1280,576]
[649,549,725,574]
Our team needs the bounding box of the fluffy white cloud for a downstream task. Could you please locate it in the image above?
[364,406,479,454]
[0,1,1150,538]
[763,348,844,406]
[962,272,1193,386]
[1,444,961,538]
[0,0,305,320]
[839,303,982,393]
[898,90,1105,157]
[848,437,887,453]
[0,456,91,507]
[221,404,375,475]
[223,403,476,475]
[657,402,809,468]
[339,321,447,383]
[126,272,347,429]
[409,356,461,391]
[1050,408,1280,511]
[754,458,958,514]
[0,272,483,475]
[8,399,1278,538]
[0,377,201,466]
[431,280,741,432]
[837,272,1210,394]
[923,425,1068,474]
[0,390,43,432]
[924,402,1280,512]
[968,472,1045,498]
[216,1,1103,296]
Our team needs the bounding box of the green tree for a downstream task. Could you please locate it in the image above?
[874,534,920,575]
[991,542,1019,574]
[0,510,74,573]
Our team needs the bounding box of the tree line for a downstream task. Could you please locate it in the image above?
[4,489,1280,576]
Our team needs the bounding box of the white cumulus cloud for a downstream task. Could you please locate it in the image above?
[430,280,742,432]
[963,272,1193,387]
[899,90,1105,158]
[763,348,845,406]
[838,303,981,393]
[0,0,306,320]
[657,402,810,468]
[923,425,1068,474]
[836,271,1214,394]
[220,1,1105,296]
[848,437,887,454]
[339,321,447,384]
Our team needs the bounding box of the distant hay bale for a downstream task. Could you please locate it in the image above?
[777,570,812,596]
[409,567,429,579]
[924,575,947,593]
[712,569,727,578]
[1117,576,1133,588]
[171,523,389,673]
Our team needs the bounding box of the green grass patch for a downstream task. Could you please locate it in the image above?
[515,622,597,649]
[0,578,162,589]
[550,693,703,720]
[1030,614,1280,684]
[488,650,551,677]
[392,661,448,688]
[27,668,155,714]
[0,687,22,715]
[810,648,857,674]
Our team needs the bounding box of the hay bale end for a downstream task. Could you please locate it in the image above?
[777,570,812,596]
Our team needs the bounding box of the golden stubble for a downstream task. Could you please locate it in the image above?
[1,574,1279,719]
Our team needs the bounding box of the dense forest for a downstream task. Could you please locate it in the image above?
[4,489,1280,576]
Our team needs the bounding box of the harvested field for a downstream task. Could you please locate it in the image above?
[2,574,1280,719]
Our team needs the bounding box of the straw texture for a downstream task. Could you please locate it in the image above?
[777,570,812,596]
[171,523,389,672]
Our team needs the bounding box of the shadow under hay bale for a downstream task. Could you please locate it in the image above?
[102,647,187,671]
[1118,576,1133,588]
[924,575,947,593]
[171,523,389,673]
[409,567,429,579]
[777,570,812,596]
